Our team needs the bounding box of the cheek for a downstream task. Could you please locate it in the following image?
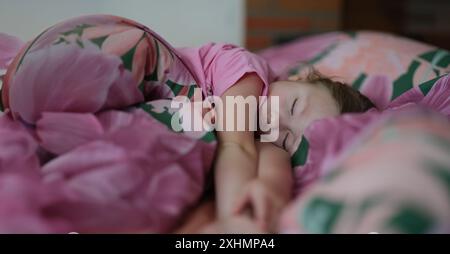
[276,103,291,131]
[308,103,340,125]
[323,102,341,117]
[267,108,288,147]
[313,97,340,117]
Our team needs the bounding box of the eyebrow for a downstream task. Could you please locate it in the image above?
[290,98,298,116]
[282,133,288,150]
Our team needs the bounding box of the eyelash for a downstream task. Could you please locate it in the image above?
[291,98,298,116]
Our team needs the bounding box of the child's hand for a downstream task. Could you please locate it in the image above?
[200,215,267,234]
[233,180,284,231]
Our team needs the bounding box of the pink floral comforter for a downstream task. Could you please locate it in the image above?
[1,16,449,234]
[0,15,215,233]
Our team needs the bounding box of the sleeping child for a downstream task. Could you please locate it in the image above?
[0,15,375,233]
[3,14,449,234]
[175,43,375,233]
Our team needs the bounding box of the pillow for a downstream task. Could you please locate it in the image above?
[260,32,450,195]
[279,106,450,234]
[291,73,449,195]
[281,32,450,109]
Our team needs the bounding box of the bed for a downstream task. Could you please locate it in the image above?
[0,15,449,233]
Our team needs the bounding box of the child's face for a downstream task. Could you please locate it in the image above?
[262,80,340,154]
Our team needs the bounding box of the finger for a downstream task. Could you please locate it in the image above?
[265,202,275,232]
[250,191,269,229]
[233,191,249,215]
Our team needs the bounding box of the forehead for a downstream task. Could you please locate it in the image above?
[269,80,329,97]
[269,80,339,112]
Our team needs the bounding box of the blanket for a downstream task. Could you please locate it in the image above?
[0,15,215,233]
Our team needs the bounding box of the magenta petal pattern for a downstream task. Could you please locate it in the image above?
[0,15,215,233]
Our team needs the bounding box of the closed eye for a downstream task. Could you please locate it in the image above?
[291,98,298,116]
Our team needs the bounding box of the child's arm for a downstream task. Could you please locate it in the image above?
[215,73,263,219]
[234,141,293,231]
[256,142,293,203]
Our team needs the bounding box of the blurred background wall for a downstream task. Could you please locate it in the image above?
[0,0,449,50]
[246,0,342,51]
[0,0,245,47]
[246,0,450,51]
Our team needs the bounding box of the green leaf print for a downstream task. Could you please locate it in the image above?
[140,103,216,142]
[426,160,450,201]
[291,136,309,167]
[419,49,450,69]
[387,205,434,234]
[144,38,160,82]
[166,80,184,96]
[61,24,93,37]
[121,45,137,72]
[392,60,419,100]
[187,85,196,99]
[201,132,216,143]
[418,75,445,96]
[352,73,367,91]
[357,195,384,218]
[301,197,344,234]
[140,103,175,131]
[91,36,108,48]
